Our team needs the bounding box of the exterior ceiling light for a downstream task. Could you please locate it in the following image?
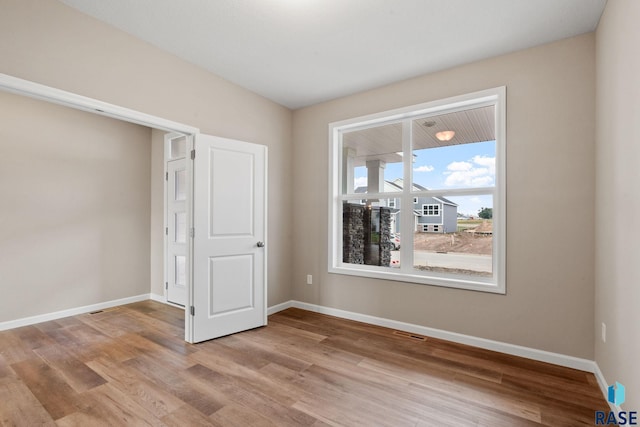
[435,130,455,141]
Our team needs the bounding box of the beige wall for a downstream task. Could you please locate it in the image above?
[595,0,640,410]
[0,91,151,322]
[292,34,596,359]
[0,0,294,312]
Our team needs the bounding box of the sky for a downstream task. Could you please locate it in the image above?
[354,140,495,216]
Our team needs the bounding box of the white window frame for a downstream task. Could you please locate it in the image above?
[328,87,506,294]
[422,204,440,216]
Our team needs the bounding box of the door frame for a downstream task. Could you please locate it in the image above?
[163,137,189,308]
[0,73,200,341]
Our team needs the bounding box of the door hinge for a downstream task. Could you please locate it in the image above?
[165,281,168,290]
[189,228,195,238]
[165,227,168,235]
[165,171,168,181]
[190,306,195,316]
[190,149,195,160]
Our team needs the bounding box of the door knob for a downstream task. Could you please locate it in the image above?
[257,241,265,248]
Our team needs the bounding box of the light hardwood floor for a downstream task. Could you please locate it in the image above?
[0,301,609,426]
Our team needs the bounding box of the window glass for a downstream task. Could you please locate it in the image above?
[411,106,496,191]
[330,88,505,293]
[343,201,396,268]
[411,195,493,278]
[341,122,402,194]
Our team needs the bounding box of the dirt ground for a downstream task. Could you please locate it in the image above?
[413,227,492,255]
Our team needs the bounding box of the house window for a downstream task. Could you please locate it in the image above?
[329,87,506,294]
[423,204,440,216]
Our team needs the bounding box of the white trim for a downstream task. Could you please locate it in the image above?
[150,293,185,310]
[593,363,624,415]
[329,87,506,294]
[0,74,199,135]
[329,88,503,132]
[150,293,166,303]
[149,292,167,304]
[164,133,190,306]
[279,300,597,373]
[0,294,150,331]
[422,203,440,216]
[267,300,294,315]
[593,364,612,405]
[185,135,196,342]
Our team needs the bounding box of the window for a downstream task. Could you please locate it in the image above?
[329,87,506,293]
[421,224,440,233]
[422,204,440,216]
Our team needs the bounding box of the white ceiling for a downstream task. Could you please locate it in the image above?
[58,0,607,109]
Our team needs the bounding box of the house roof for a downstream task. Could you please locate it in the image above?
[355,179,457,207]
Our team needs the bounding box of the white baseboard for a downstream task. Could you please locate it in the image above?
[593,363,623,415]
[149,293,187,310]
[149,293,166,303]
[0,294,151,331]
[593,362,610,399]
[269,300,598,374]
[267,300,294,315]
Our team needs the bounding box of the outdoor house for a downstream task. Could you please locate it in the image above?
[355,178,458,233]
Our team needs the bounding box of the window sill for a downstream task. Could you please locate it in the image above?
[328,264,505,294]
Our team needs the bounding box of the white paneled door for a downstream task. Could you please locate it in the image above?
[190,134,267,343]
[167,159,187,306]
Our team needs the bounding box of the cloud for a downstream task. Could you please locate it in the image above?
[413,165,434,173]
[444,156,495,187]
[447,161,472,171]
[472,155,495,174]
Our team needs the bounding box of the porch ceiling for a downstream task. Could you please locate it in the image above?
[343,105,495,166]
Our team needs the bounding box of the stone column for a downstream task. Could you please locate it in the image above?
[379,207,391,266]
[342,203,364,264]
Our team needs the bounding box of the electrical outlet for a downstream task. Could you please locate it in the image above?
[601,322,606,343]
[306,274,313,285]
